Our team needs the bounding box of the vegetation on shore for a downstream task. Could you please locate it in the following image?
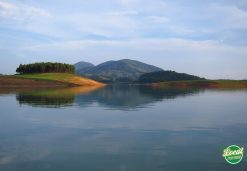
[1,61,246,89]
[0,73,105,87]
[138,70,205,83]
[16,73,105,86]
[151,80,247,89]
[1,73,245,89]
[16,62,75,74]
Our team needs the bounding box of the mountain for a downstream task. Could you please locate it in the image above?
[138,71,205,83]
[75,59,163,83]
[74,61,94,73]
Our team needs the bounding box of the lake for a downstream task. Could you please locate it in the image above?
[0,85,246,171]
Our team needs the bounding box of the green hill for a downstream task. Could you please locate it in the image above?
[75,59,163,83]
[74,61,94,73]
[138,71,205,83]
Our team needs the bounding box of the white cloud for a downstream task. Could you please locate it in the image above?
[0,1,50,21]
[119,0,132,6]
[64,12,138,38]
[21,38,247,79]
[108,10,139,16]
[24,38,246,53]
[210,3,247,29]
[147,16,169,23]
[0,1,15,9]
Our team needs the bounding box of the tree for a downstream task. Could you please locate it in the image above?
[138,71,205,83]
[16,62,75,74]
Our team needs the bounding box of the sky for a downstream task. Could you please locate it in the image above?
[0,0,247,79]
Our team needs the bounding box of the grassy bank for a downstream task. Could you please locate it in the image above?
[151,80,247,89]
[0,73,105,88]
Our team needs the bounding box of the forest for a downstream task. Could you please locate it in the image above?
[16,62,75,74]
[138,70,205,83]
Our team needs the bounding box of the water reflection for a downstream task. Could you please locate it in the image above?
[0,86,247,171]
[75,85,202,110]
[13,85,203,109]
[15,86,103,108]
[16,92,74,108]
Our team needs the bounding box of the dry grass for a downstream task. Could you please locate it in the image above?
[0,73,105,88]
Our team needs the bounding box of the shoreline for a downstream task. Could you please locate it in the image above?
[0,76,72,88]
[0,74,105,88]
[149,80,247,89]
[1,75,247,90]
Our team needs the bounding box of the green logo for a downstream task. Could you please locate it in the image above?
[222,145,244,165]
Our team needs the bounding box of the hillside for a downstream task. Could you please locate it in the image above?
[0,73,105,87]
[74,61,94,73]
[138,71,205,83]
[75,59,163,82]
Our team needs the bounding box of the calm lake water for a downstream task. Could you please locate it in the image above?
[0,85,246,171]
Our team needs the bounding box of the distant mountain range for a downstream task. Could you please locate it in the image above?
[75,59,163,83]
[74,61,95,73]
[74,59,204,83]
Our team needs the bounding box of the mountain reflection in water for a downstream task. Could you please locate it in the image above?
[75,85,202,110]
[14,85,202,109]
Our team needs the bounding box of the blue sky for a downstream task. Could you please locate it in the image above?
[0,0,247,79]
